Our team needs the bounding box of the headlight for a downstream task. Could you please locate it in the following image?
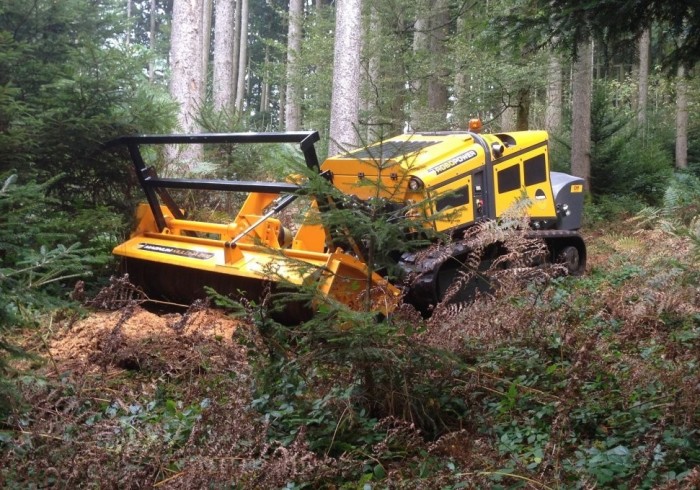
[491,142,505,158]
[408,177,424,191]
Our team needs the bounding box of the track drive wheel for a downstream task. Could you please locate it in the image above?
[557,245,583,275]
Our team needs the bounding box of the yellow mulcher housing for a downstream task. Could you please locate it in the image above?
[110,129,585,319]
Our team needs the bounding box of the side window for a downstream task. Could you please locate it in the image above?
[435,185,470,211]
[497,164,521,193]
[524,154,547,186]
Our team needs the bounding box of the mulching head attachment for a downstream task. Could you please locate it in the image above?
[107,132,399,322]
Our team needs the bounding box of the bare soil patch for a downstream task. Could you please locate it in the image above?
[48,306,244,373]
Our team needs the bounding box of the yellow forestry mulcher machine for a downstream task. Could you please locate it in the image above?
[109,127,585,320]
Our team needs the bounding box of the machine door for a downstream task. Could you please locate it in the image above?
[492,150,556,219]
[493,161,524,216]
[430,175,474,233]
[522,153,556,219]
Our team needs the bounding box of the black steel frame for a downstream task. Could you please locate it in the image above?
[106,132,322,232]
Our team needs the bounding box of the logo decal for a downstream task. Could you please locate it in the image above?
[138,243,215,260]
[429,149,478,175]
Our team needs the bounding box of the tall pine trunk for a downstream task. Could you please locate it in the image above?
[169,0,206,169]
[452,16,469,130]
[231,0,242,105]
[148,0,157,81]
[410,4,428,131]
[213,0,235,112]
[234,0,248,112]
[363,4,381,140]
[426,0,449,129]
[410,0,448,131]
[201,0,213,97]
[571,40,593,189]
[285,0,303,130]
[126,0,133,46]
[384,14,406,135]
[675,65,688,169]
[328,0,362,156]
[545,51,562,135]
[260,46,270,115]
[637,28,650,128]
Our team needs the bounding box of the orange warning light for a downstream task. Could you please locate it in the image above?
[468,118,482,133]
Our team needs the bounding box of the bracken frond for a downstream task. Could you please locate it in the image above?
[86,274,148,310]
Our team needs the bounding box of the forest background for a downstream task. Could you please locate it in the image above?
[1,0,700,487]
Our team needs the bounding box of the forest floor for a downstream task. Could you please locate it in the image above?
[2,220,700,489]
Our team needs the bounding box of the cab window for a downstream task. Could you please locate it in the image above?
[497,164,521,193]
[435,186,469,211]
[524,154,547,186]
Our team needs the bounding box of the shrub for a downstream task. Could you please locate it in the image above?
[0,173,111,420]
[590,83,673,205]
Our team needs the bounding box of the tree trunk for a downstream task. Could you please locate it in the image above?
[231,0,242,104]
[384,14,406,136]
[148,0,157,81]
[202,0,213,95]
[234,0,248,112]
[571,40,593,189]
[515,88,530,131]
[362,3,381,140]
[285,0,303,131]
[213,0,235,112]
[545,51,562,134]
[637,28,650,127]
[675,65,688,169]
[126,0,132,46]
[500,106,515,132]
[169,0,206,169]
[328,0,362,155]
[410,0,449,131]
[260,46,270,114]
[279,84,286,129]
[410,5,428,132]
[452,16,468,130]
[426,0,449,129]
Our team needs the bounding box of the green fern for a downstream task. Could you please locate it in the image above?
[689,217,700,262]
[607,234,643,253]
[633,174,700,263]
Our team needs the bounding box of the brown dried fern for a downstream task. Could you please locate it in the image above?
[86,274,148,310]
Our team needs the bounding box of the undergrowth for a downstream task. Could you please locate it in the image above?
[0,173,116,420]
[1,219,699,488]
[228,218,700,488]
